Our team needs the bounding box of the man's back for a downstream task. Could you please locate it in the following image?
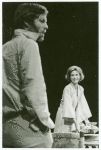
[3,3,54,148]
[3,30,41,112]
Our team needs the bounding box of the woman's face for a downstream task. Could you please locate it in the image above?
[70,70,80,85]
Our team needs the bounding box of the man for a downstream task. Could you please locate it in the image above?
[3,3,55,148]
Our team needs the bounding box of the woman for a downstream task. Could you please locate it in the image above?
[54,66,92,133]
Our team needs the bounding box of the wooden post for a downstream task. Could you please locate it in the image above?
[79,132,85,148]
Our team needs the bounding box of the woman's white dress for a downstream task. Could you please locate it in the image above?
[54,82,92,133]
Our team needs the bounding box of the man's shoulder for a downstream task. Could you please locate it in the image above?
[14,35,38,46]
[3,40,11,47]
[15,36,39,51]
[25,39,39,51]
[2,37,39,54]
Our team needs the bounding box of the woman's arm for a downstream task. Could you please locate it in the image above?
[62,87,75,119]
[64,118,80,132]
[84,119,90,126]
[73,119,80,132]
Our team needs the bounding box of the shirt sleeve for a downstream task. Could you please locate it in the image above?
[62,87,75,119]
[20,40,55,129]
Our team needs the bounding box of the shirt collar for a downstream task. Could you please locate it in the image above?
[14,29,39,41]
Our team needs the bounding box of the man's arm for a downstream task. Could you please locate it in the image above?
[20,40,55,129]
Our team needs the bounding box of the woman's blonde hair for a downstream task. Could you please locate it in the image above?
[65,66,85,82]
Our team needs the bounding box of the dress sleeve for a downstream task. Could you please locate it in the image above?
[62,87,75,119]
[20,40,55,129]
[76,87,92,123]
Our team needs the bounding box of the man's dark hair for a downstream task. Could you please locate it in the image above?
[13,3,48,30]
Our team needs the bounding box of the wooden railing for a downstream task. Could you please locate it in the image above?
[52,133,99,148]
[52,132,84,148]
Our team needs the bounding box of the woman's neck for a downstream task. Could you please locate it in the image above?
[71,82,78,89]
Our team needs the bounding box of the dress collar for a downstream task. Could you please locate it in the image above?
[70,82,78,89]
[70,82,79,96]
[14,29,39,41]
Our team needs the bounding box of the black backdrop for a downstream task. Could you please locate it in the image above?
[3,2,98,125]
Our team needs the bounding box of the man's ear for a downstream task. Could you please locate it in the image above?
[24,22,30,30]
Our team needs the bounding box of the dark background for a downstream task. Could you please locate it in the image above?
[2,2,98,125]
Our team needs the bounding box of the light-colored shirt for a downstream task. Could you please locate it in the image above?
[3,29,55,129]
